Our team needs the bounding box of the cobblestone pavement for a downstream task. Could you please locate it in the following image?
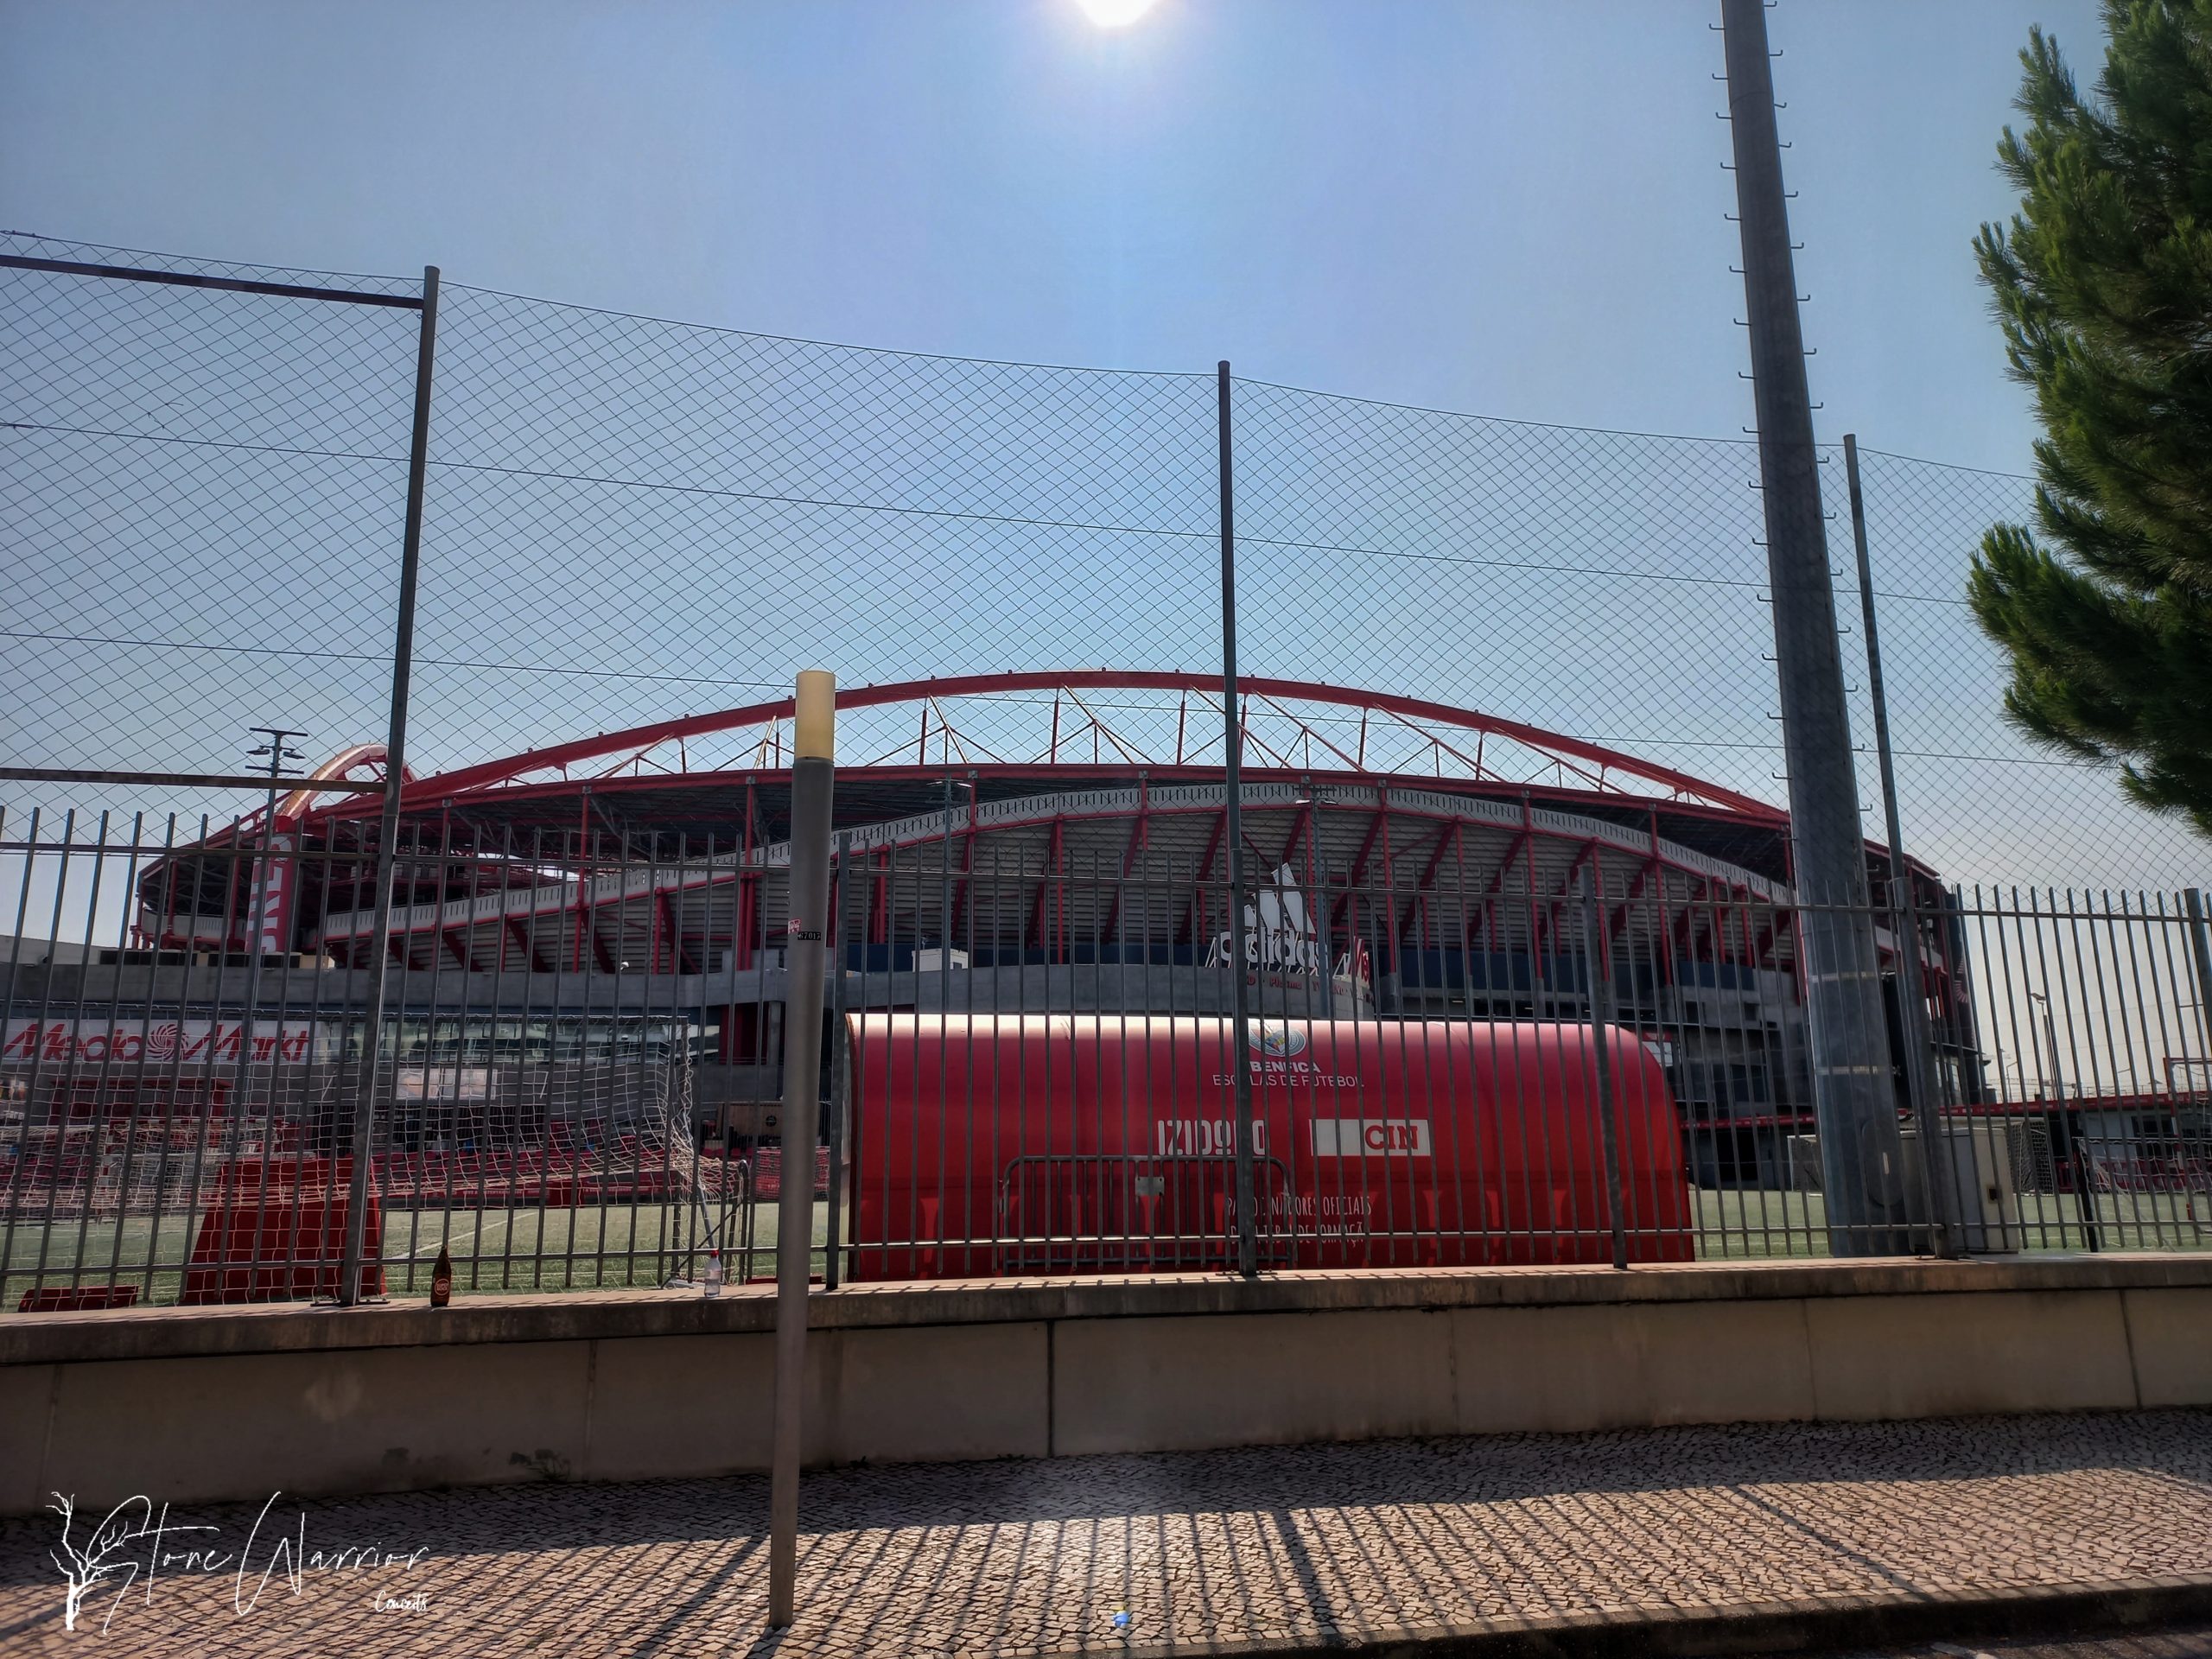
[2,1410,2209,1659]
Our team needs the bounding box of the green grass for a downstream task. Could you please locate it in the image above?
[1977,1188,2212,1253]
[6,1198,838,1306]
[10,1185,2207,1307]
[1689,1186,2212,1258]
[1690,1189,1834,1259]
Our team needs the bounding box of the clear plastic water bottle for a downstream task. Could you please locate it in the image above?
[702,1249,723,1298]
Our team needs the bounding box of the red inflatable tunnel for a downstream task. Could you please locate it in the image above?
[845,1014,1692,1280]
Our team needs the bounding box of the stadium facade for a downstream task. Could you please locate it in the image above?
[101,672,1979,1188]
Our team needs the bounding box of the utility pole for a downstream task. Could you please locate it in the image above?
[1721,0,1910,1254]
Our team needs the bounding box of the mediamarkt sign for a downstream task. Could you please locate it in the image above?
[2,1018,326,1067]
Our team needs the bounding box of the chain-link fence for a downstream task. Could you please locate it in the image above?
[410,283,1219,778]
[8,233,2206,893]
[5,233,2210,1306]
[2,234,421,790]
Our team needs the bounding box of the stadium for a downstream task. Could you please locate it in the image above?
[118,671,1977,1192]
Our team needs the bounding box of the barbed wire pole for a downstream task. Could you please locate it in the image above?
[1722,1,1910,1255]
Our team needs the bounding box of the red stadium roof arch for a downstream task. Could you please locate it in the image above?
[362,671,1783,823]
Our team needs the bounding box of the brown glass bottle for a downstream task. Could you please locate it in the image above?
[430,1243,453,1308]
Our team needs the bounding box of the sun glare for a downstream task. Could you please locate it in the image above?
[1076,0,1161,28]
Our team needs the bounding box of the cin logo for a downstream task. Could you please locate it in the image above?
[1249,1021,1307,1058]
[1312,1118,1433,1157]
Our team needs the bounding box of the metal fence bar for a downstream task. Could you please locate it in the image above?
[0,772,385,792]
[0,251,425,308]
[1215,362,1258,1280]
[2188,891,2212,1090]
[339,264,440,1306]
[1843,433,1956,1258]
[10,835,2212,1306]
[1577,869,1630,1270]
[823,831,851,1291]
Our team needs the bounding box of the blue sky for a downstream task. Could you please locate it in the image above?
[0,0,2095,468]
[12,0,2205,910]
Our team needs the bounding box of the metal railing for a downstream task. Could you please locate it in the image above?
[3,812,712,1307]
[6,805,2208,1309]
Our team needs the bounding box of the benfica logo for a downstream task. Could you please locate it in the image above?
[1249,1021,1307,1058]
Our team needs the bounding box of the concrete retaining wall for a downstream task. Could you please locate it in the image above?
[4,1257,2209,1514]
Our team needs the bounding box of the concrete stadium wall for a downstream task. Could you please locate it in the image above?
[4,1258,2210,1515]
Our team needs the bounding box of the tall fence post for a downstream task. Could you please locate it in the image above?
[822,830,852,1292]
[768,671,835,1630]
[1217,360,1259,1280]
[340,264,439,1306]
[1843,435,1957,1258]
[1576,868,1629,1270]
[1720,2,1909,1255]
[2187,890,2212,1073]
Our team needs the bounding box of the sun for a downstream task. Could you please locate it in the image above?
[1076,0,1161,26]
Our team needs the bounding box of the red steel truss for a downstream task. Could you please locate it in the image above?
[313,671,1784,824]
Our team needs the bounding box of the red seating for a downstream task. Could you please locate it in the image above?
[17,1284,141,1312]
[181,1156,382,1304]
[752,1147,831,1201]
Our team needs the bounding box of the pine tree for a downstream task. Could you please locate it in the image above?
[1968,0,2212,837]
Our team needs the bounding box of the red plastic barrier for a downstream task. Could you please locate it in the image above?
[181,1156,383,1304]
[849,1014,1692,1280]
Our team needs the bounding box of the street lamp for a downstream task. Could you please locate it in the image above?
[244,727,307,957]
[225,727,308,1175]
